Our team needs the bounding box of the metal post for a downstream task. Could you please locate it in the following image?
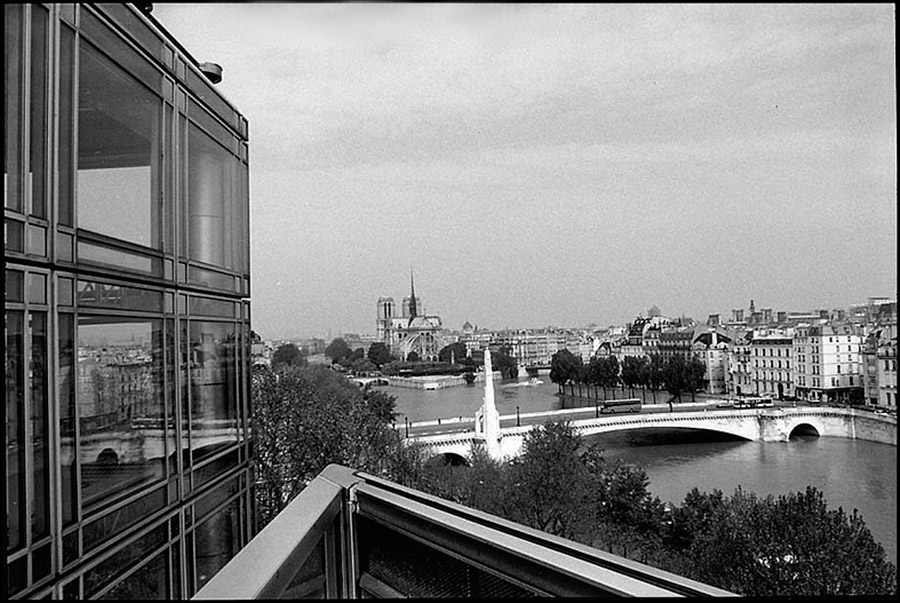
[595,403,598,418]
[516,406,520,426]
[405,420,409,438]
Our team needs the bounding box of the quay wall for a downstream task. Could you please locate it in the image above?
[388,371,501,390]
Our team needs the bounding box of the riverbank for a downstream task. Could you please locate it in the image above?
[388,371,501,390]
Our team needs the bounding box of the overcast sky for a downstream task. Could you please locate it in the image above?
[152,4,896,340]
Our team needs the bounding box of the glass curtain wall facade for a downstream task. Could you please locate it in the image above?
[5,4,253,599]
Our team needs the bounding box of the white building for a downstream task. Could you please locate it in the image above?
[749,331,794,399]
[692,330,732,395]
[792,324,862,403]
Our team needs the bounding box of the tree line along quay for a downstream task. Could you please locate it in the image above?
[253,352,897,597]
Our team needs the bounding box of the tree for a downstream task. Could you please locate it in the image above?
[600,355,620,399]
[550,349,581,393]
[324,337,351,363]
[647,354,665,404]
[685,356,707,402]
[679,486,897,596]
[367,342,392,368]
[272,343,306,368]
[438,341,468,364]
[252,364,402,529]
[493,345,519,380]
[621,356,643,398]
[406,351,420,362]
[662,355,688,404]
[503,422,598,542]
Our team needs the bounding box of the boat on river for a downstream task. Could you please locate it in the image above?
[502,378,544,388]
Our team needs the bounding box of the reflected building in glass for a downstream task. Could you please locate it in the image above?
[5,4,253,598]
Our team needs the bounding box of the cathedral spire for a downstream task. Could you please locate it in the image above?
[408,268,417,318]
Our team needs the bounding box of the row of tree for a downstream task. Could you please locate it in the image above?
[550,349,708,403]
[251,363,896,596]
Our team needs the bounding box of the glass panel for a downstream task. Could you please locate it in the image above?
[188,265,235,293]
[7,555,27,595]
[188,295,235,318]
[165,318,177,475]
[180,320,191,476]
[76,279,163,312]
[5,269,24,302]
[28,272,47,304]
[83,523,167,597]
[77,317,166,511]
[59,314,77,525]
[29,4,49,219]
[164,104,174,254]
[188,321,239,464]
[77,240,158,274]
[6,219,25,252]
[78,40,160,248]
[193,497,241,592]
[57,231,74,262]
[59,25,75,226]
[187,125,238,269]
[5,4,24,212]
[100,549,168,600]
[194,476,239,523]
[26,223,46,256]
[5,310,26,551]
[31,312,50,539]
[83,485,166,552]
[34,542,52,581]
[59,277,74,306]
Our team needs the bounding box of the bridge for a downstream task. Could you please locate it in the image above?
[407,406,897,464]
[349,376,391,388]
[403,351,897,464]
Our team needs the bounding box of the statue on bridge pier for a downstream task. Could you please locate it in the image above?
[474,348,502,460]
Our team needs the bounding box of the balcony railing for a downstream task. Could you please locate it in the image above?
[194,464,735,598]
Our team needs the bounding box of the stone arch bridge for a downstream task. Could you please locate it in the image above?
[408,407,897,465]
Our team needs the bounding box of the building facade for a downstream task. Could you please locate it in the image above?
[792,324,862,403]
[376,274,443,361]
[749,332,794,399]
[6,4,252,598]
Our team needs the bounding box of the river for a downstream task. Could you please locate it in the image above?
[382,375,897,565]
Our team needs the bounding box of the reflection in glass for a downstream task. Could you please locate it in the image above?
[6,310,25,551]
[188,321,239,464]
[5,5,24,212]
[60,314,77,525]
[188,125,243,270]
[100,550,168,600]
[77,317,166,510]
[77,41,160,248]
[29,4,49,219]
[31,311,50,539]
[194,497,240,592]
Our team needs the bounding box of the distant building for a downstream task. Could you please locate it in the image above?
[692,329,732,394]
[750,331,794,399]
[792,324,863,403]
[376,273,443,361]
[726,331,754,397]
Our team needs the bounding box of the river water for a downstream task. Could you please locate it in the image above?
[383,375,897,565]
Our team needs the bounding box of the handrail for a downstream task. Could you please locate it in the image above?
[193,471,345,599]
[192,465,735,599]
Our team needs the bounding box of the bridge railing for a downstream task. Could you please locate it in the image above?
[193,464,734,599]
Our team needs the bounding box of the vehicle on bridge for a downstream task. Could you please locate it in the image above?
[600,398,641,414]
[735,396,774,409]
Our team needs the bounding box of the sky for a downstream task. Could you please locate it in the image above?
[151,4,896,340]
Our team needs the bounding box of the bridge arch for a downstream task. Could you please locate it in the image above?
[788,423,820,438]
[425,452,470,468]
[97,447,119,466]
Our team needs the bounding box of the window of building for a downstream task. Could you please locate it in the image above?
[77,40,162,249]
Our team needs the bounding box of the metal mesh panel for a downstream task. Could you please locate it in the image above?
[280,536,325,599]
[358,516,537,598]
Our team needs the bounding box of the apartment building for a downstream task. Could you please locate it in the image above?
[792,324,863,403]
[6,4,252,598]
[749,331,794,399]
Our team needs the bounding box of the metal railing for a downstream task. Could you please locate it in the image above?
[194,464,735,599]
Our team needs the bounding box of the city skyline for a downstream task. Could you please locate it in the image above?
[154,4,897,339]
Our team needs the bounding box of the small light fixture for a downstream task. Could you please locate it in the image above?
[199,62,223,84]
